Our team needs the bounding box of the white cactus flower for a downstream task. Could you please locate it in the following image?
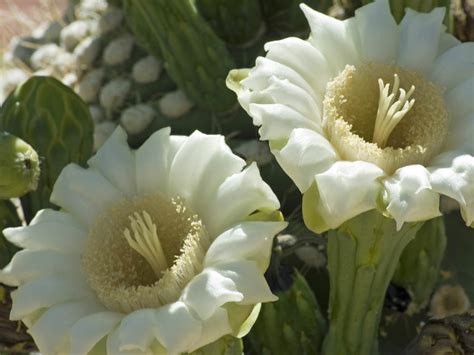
[99,78,131,113]
[76,68,105,104]
[228,0,474,232]
[159,90,194,118]
[132,55,162,84]
[93,121,117,151]
[120,104,156,135]
[60,21,90,52]
[102,34,134,66]
[98,7,124,35]
[0,127,285,354]
[74,37,102,69]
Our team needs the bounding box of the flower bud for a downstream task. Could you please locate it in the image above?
[60,21,90,51]
[0,132,40,199]
[99,78,131,114]
[76,68,105,103]
[120,104,155,135]
[74,37,102,69]
[132,56,162,84]
[158,90,194,118]
[102,35,134,66]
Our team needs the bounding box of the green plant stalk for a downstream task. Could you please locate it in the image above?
[392,216,447,313]
[123,0,236,112]
[323,210,423,355]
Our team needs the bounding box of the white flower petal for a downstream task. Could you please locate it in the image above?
[3,218,86,254]
[154,302,202,354]
[300,4,359,73]
[70,311,123,355]
[107,327,149,355]
[437,32,461,56]
[204,221,287,271]
[10,274,94,320]
[88,126,136,197]
[264,37,331,98]
[249,103,323,141]
[168,131,246,216]
[445,76,474,120]
[354,0,399,63]
[188,308,233,352]
[430,43,474,90]
[261,77,323,124]
[384,165,441,230]
[397,8,445,74]
[304,161,385,232]
[0,249,82,286]
[50,163,125,225]
[211,260,278,305]
[272,128,339,192]
[118,309,160,352]
[29,301,104,355]
[180,269,243,320]
[29,208,86,230]
[204,162,280,236]
[444,112,474,155]
[135,127,171,196]
[429,153,474,227]
[241,57,316,97]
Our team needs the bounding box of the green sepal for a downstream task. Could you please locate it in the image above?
[0,76,93,221]
[0,200,21,268]
[0,132,40,199]
[123,0,236,112]
[247,271,327,354]
[392,216,447,313]
[195,0,263,46]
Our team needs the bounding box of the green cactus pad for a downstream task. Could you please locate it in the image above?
[195,0,263,45]
[0,132,40,200]
[0,76,93,221]
[123,0,236,112]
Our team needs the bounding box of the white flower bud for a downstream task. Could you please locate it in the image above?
[30,44,62,70]
[89,105,105,124]
[76,68,105,103]
[102,35,134,66]
[100,78,131,113]
[132,56,162,83]
[158,90,194,118]
[74,37,102,69]
[94,121,117,151]
[120,104,155,135]
[98,7,124,35]
[0,68,28,103]
[60,21,89,51]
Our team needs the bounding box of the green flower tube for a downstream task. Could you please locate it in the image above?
[323,210,422,355]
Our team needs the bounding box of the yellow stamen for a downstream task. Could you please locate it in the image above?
[123,210,168,276]
[373,74,415,148]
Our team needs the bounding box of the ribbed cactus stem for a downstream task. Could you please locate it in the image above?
[123,0,236,112]
[323,210,422,355]
[392,216,447,314]
[195,0,264,46]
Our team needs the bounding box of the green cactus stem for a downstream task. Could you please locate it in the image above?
[248,271,327,354]
[123,0,237,112]
[0,200,21,268]
[322,210,422,355]
[261,0,333,35]
[195,0,264,46]
[392,216,447,314]
[189,336,243,355]
[0,132,40,200]
[0,76,93,221]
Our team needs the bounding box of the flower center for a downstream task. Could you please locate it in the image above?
[323,63,449,174]
[82,194,210,313]
[372,74,415,148]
